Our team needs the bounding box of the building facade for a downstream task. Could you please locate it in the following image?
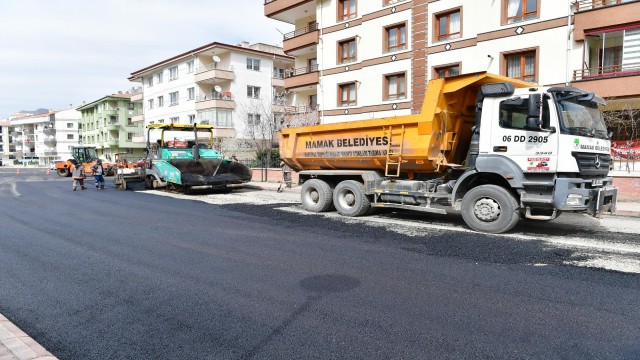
[128,41,294,156]
[266,0,640,165]
[6,107,82,166]
[77,94,146,162]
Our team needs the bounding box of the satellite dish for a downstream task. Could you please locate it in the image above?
[212,56,221,63]
[214,85,222,93]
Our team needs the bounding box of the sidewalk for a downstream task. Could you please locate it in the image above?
[0,314,57,359]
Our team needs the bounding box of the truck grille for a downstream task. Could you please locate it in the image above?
[571,152,612,176]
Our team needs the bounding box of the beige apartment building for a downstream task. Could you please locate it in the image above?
[265,0,640,149]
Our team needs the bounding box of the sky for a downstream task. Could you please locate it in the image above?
[0,0,293,118]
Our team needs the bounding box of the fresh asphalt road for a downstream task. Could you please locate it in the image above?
[1,169,640,359]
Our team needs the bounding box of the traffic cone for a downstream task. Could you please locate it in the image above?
[16,168,20,176]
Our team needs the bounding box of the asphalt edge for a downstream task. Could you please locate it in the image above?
[0,314,58,360]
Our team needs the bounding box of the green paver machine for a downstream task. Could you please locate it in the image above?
[115,123,252,192]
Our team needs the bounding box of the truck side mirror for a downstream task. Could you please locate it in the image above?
[528,96,541,118]
[526,116,541,129]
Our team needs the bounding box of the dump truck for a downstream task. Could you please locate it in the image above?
[279,72,618,233]
[115,123,252,192]
[55,146,116,177]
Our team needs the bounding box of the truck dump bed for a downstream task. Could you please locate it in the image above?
[280,72,532,177]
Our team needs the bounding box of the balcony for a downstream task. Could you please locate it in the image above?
[44,150,57,156]
[44,138,57,146]
[106,139,119,147]
[131,87,143,102]
[195,93,235,111]
[283,105,320,126]
[195,64,235,84]
[106,121,120,131]
[572,62,640,97]
[574,1,640,41]
[264,0,316,24]
[43,126,56,135]
[284,64,320,89]
[283,23,319,54]
[132,109,144,123]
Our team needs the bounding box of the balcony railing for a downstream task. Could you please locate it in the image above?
[575,0,632,11]
[196,92,234,101]
[283,22,318,40]
[573,62,640,81]
[286,104,319,114]
[285,64,319,78]
[195,63,233,74]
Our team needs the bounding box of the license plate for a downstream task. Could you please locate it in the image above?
[592,179,603,187]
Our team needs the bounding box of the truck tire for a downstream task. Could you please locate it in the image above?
[333,180,370,217]
[461,185,520,234]
[57,168,70,177]
[301,179,334,212]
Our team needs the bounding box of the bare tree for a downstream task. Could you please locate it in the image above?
[238,91,284,168]
[602,104,640,172]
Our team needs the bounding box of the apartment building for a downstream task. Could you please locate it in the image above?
[266,0,416,124]
[0,120,11,165]
[128,41,294,155]
[77,93,146,162]
[4,107,81,166]
[266,0,640,154]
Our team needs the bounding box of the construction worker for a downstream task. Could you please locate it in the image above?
[92,159,105,190]
[72,163,87,191]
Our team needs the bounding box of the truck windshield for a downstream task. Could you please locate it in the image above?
[556,99,608,139]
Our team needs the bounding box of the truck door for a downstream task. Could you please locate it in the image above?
[488,95,559,173]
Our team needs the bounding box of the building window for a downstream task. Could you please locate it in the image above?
[339,82,357,107]
[504,50,536,82]
[127,133,133,141]
[147,77,153,87]
[436,9,461,42]
[247,58,261,71]
[127,118,133,125]
[170,117,179,123]
[504,0,538,24]
[67,134,74,140]
[148,99,154,109]
[187,60,194,73]
[158,96,164,107]
[386,23,407,52]
[434,64,460,78]
[384,73,406,101]
[338,38,357,64]
[66,123,73,128]
[169,66,178,80]
[338,0,357,21]
[188,114,196,124]
[156,71,163,84]
[247,86,261,99]
[169,91,179,106]
[188,87,195,100]
[248,113,261,126]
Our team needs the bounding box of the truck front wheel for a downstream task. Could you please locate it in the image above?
[333,180,370,217]
[301,179,334,212]
[461,185,520,234]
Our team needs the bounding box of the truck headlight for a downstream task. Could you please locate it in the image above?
[567,194,583,206]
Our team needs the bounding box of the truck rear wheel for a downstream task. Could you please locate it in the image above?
[333,180,370,217]
[461,185,520,234]
[301,179,334,212]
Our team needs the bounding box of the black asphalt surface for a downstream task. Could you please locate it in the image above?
[1,169,639,359]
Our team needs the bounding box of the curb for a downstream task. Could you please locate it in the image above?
[612,209,640,218]
[0,314,57,360]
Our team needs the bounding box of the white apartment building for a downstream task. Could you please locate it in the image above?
[426,0,580,86]
[128,41,294,154]
[7,107,81,166]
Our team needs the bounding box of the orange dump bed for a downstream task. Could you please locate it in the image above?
[279,72,532,175]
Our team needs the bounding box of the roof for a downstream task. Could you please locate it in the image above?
[77,93,132,111]
[128,41,294,81]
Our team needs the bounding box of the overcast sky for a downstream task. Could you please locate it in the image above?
[0,0,293,118]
